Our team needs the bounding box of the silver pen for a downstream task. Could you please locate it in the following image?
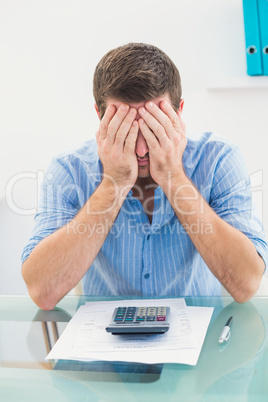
[219,316,233,344]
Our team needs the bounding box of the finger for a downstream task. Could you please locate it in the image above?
[159,101,184,135]
[99,105,117,139]
[106,104,130,146]
[115,108,137,148]
[144,102,176,139]
[138,118,160,153]
[124,120,139,155]
[177,110,187,138]
[139,106,170,147]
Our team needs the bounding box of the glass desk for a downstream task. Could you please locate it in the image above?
[0,295,267,401]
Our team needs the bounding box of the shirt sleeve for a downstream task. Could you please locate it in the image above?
[21,157,80,264]
[209,143,267,270]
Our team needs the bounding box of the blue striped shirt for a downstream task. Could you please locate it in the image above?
[21,132,267,297]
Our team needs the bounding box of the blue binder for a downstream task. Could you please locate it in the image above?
[242,0,263,75]
[257,0,268,75]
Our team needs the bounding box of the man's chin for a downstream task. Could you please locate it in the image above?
[138,166,150,178]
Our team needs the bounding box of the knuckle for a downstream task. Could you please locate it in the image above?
[163,117,172,130]
[171,115,179,126]
[107,122,116,133]
[100,120,108,132]
[156,125,165,137]
[115,129,126,142]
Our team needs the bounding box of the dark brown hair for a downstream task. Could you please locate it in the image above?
[93,43,182,118]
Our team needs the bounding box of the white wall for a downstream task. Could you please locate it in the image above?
[0,0,268,294]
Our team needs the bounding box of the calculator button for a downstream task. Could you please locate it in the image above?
[157,315,166,321]
[116,309,126,315]
[146,316,156,321]
[137,308,146,315]
[136,316,145,321]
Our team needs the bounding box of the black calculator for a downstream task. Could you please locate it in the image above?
[106,306,170,334]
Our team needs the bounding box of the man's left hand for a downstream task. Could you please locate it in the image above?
[138,100,187,189]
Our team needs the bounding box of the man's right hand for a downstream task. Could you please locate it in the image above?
[22,103,140,310]
[96,104,139,194]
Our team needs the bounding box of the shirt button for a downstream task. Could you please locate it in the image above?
[144,273,150,279]
[131,199,137,205]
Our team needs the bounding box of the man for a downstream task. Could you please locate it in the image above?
[22,43,267,310]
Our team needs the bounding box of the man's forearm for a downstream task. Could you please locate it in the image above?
[162,173,265,302]
[22,178,127,310]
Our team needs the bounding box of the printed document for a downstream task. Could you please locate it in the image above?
[46,298,213,366]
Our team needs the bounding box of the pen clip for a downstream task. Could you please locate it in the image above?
[225,330,231,342]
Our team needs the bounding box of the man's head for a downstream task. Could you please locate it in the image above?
[93,43,182,119]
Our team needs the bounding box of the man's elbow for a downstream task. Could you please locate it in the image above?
[22,261,57,311]
[29,289,58,311]
[231,275,263,303]
[26,286,58,311]
[230,254,265,303]
[232,289,256,304]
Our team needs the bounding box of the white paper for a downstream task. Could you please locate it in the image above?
[46,298,213,366]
